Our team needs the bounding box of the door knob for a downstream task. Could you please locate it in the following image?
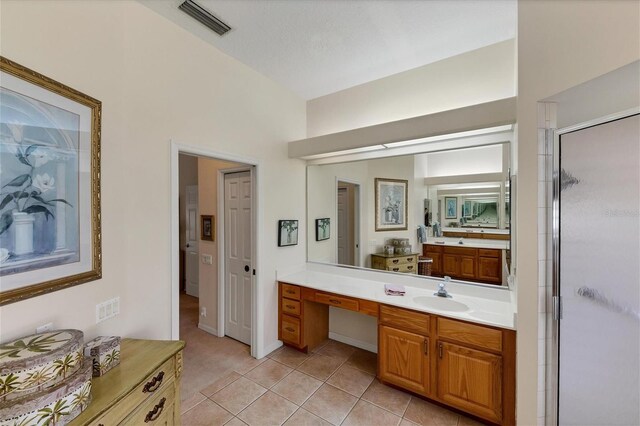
[244,265,250,272]
[186,243,190,248]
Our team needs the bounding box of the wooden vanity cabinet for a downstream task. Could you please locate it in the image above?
[378,305,431,396]
[424,245,443,276]
[424,244,503,285]
[378,305,515,425]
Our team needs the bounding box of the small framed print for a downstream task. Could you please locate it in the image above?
[201,215,214,241]
[278,220,298,247]
[315,218,330,241]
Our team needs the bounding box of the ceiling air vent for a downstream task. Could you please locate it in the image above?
[178,0,231,36]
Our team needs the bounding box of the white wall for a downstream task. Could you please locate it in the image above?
[307,39,516,137]
[0,1,306,358]
[423,144,503,177]
[517,1,640,424]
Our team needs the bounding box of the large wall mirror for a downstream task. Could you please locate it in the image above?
[307,142,513,287]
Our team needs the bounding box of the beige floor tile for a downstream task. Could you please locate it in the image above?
[361,380,411,416]
[344,348,377,375]
[181,399,234,426]
[310,339,331,353]
[234,355,269,375]
[271,370,323,405]
[403,398,459,426]
[237,391,298,426]
[224,418,248,426]
[210,377,267,415]
[268,346,310,368]
[201,372,243,397]
[326,365,375,397]
[399,420,420,426]
[296,354,344,381]
[181,392,208,414]
[301,384,358,425]
[283,408,332,426]
[244,359,293,388]
[342,400,402,426]
[315,340,356,361]
[457,415,486,426]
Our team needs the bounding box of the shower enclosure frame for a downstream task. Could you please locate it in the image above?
[549,106,640,425]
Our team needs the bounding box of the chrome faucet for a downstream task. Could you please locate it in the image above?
[435,276,452,298]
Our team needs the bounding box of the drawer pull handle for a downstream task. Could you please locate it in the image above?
[439,343,443,359]
[407,265,414,270]
[406,257,413,262]
[329,299,342,304]
[143,371,164,393]
[286,290,295,294]
[392,259,399,264]
[285,327,295,333]
[286,304,295,309]
[144,397,166,422]
[392,268,399,272]
[424,339,429,355]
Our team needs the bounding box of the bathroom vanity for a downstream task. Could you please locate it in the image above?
[277,264,516,425]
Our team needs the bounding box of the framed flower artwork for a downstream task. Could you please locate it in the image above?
[0,57,102,305]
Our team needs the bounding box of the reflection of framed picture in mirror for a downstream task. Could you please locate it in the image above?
[201,215,214,241]
[278,220,298,247]
[0,56,102,306]
[315,218,330,241]
[445,197,457,219]
[375,178,408,231]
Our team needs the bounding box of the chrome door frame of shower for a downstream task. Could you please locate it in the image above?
[549,107,640,425]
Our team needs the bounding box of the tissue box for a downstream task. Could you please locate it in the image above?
[84,336,120,377]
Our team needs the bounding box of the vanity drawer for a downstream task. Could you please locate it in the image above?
[281,283,301,300]
[281,298,301,316]
[315,292,359,311]
[384,255,417,266]
[281,314,301,345]
[478,248,500,258]
[380,305,430,334]
[444,246,477,257]
[437,317,502,352]
[388,264,416,273]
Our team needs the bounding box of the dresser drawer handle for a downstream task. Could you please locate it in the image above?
[392,259,399,264]
[144,397,166,422]
[143,371,164,393]
[285,289,295,295]
[406,257,413,262]
[285,304,295,309]
[407,265,414,270]
[392,268,399,272]
[329,299,342,304]
[285,327,295,333]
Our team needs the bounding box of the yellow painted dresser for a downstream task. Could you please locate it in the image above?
[70,339,185,426]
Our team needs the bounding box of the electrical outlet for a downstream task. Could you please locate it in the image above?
[200,307,207,317]
[96,297,120,324]
[202,254,213,265]
[36,322,54,334]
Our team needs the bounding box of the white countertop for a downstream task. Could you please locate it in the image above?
[277,263,516,330]
[442,227,510,235]
[425,237,510,250]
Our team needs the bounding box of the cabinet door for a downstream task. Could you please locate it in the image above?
[426,251,443,276]
[478,256,502,284]
[379,325,430,395]
[437,341,502,423]
[442,254,459,276]
[459,256,476,279]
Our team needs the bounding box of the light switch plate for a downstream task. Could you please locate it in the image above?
[202,254,213,265]
[96,297,120,324]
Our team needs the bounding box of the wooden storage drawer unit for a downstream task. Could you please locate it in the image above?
[70,339,184,426]
[388,264,416,273]
[281,284,301,300]
[315,292,359,311]
[281,298,301,315]
[443,246,477,257]
[437,317,502,353]
[380,305,430,334]
[281,314,301,345]
[384,255,418,266]
[371,253,419,274]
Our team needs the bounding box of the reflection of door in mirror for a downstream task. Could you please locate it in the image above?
[337,181,359,266]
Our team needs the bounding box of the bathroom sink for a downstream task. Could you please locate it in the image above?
[413,296,470,312]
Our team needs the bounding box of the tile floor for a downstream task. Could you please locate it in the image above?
[179,294,484,426]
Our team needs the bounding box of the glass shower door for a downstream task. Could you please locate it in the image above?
[557,113,639,425]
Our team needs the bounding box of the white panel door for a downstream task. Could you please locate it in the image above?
[337,187,353,266]
[184,185,199,297]
[224,171,252,345]
[558,114,639,425]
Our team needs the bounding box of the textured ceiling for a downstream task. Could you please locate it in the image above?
[140,0,517,100]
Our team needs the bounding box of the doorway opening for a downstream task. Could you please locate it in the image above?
[336,180,360,266]
[172,144,259,358]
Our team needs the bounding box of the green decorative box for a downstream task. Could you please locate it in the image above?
[0,330,84,402]
[84,336,120,377]
[0,361,92,426]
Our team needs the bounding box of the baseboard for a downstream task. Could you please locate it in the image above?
[260,340,283,359]
[198,322,218,336]
[329,332,378,353]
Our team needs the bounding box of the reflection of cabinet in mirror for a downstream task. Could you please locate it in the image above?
[424,244,502,284]
[371,253,419,274]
